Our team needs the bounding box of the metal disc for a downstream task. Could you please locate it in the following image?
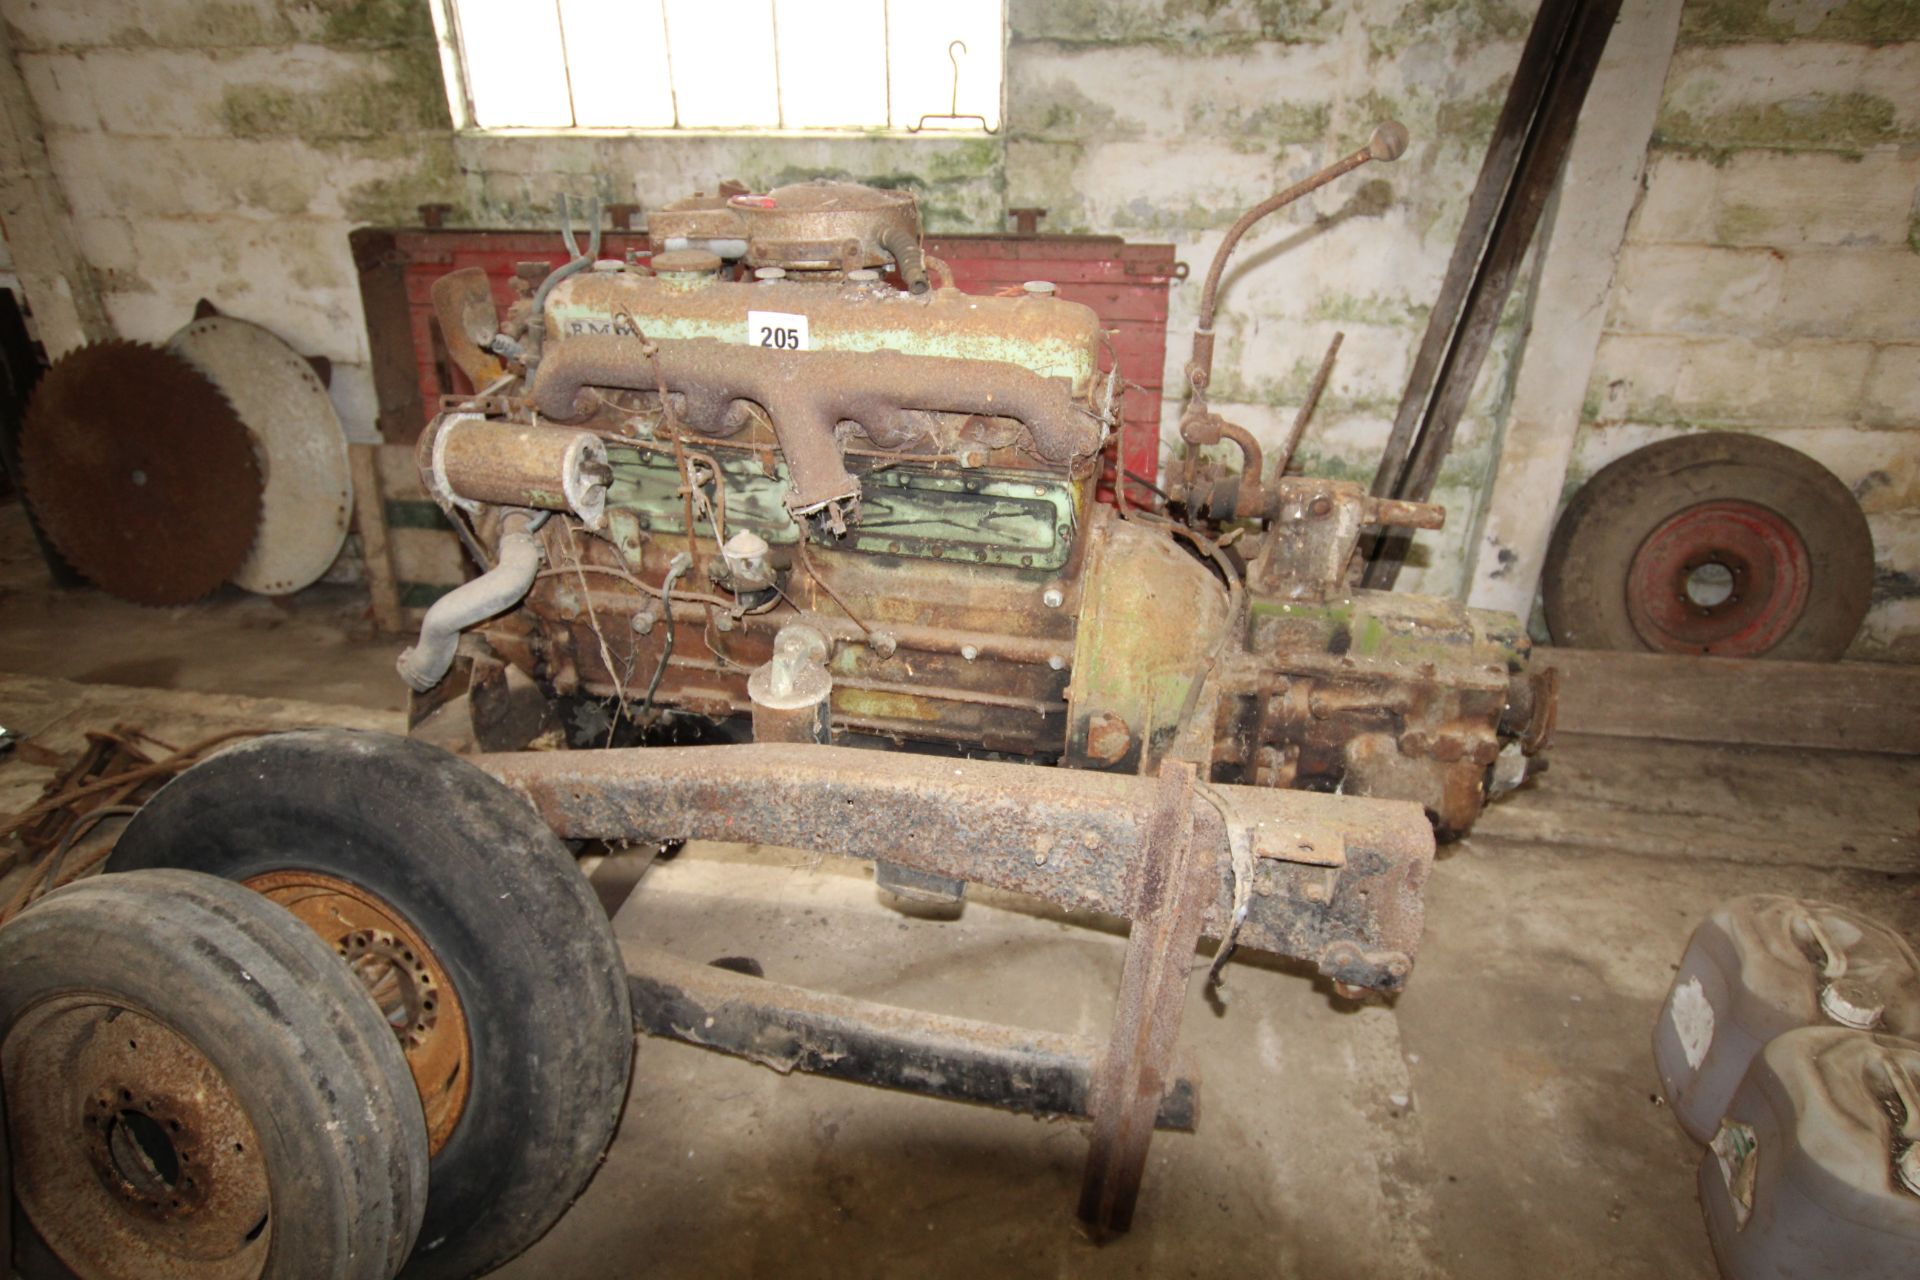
[167,316,351,596]
[18,341,262,605]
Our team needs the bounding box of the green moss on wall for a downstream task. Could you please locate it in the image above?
[1306,292,1430,328]
[342,136,461,222]
[308,0,439,46]
[1713,201,1776,242]
[1185,99,1330,153]
[1009,0,1342,51]
[220,40,451,140]
[1366,0,1530,60]
[1678,0,1920,46]
[1434,82,1507,151]
[1656,92,1912,157]
[117,2,293,47]
[1007,78,1131,143]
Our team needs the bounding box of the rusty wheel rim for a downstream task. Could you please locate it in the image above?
[3,998,273,1280]
[245,871,472,1153]
[1624,499,1811,656]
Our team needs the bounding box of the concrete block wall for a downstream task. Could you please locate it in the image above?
[2,0,1916,655]
[1571,11,1920,659]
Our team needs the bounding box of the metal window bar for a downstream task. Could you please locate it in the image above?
[452,0,993,133]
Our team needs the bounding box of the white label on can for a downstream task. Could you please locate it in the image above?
[747,311,809,351]
[1672,976,1715,1071]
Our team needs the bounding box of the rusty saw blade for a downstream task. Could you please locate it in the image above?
[18,341,262,605]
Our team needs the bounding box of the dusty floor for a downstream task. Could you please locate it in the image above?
[1,497,1916,1279]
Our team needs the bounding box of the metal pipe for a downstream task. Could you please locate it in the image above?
[525,194,603,370]
[397,514,543,691]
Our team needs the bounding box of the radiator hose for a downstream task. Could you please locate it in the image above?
[879,227,929,295]
[396,513,543,692]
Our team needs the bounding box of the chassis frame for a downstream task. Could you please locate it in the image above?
[475,740,1433,1236]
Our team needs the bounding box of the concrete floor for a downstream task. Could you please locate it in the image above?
[2,498,1916,1279]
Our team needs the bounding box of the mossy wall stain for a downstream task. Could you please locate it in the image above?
[106,2,295,48]
[1009,0,1342,51]
[1008,77,1132,144]
[1187,100,1331,153]
[1655,92,1910,157]
[1366,0,1530,59]
[1679,0,1920,45]
[302,0,438,46]
[220,39,450,140]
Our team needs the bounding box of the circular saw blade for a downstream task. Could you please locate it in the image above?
[17,341,262,606]
[167,316,352,596]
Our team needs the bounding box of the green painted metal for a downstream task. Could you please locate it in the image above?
[602,446,1077,571]
[1246,592,1528,676]
[1065,513,1232,771]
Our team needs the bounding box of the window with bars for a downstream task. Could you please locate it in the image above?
[436,0,1004,133]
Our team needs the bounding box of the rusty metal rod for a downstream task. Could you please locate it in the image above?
[1275,330,1344,476]
[1187,123,1407,401]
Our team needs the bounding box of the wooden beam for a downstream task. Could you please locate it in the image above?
[348,443,406,635]
[1542,647,1920,756]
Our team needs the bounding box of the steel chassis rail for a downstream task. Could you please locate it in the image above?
[478,743,1433,1236]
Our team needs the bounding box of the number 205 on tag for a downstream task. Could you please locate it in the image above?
[747,311,809,351]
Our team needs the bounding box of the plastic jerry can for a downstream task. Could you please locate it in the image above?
[1699,1027,1920,1280]
[1655,894,1920,1143]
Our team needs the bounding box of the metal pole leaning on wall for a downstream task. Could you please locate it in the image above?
[1361,0,1623,590]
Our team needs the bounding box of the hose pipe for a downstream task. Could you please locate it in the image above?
[879,226,930,295]
[396,515,543,692]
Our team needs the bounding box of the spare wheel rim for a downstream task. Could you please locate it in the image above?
[1624,499,1811,656]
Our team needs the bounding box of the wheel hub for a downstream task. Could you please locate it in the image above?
[244,871,472,1152]
[1625,499,1811,656]
[4,1000,272,1279]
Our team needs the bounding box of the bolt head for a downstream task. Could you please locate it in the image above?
[1042,587,1064,608]
[960,645,979,661]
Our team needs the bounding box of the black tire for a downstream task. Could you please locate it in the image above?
[108,730,633,1280]
[1543,433,1873,660]
[0,869,428,1279]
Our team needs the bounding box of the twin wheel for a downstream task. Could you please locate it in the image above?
[0,731,634,1279]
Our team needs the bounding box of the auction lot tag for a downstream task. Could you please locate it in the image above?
[747,311,809,351]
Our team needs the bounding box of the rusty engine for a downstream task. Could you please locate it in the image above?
[401,124,1554,846]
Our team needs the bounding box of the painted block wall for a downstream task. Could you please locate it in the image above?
[1572,7,1920,659]
[2,0,1916,655]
